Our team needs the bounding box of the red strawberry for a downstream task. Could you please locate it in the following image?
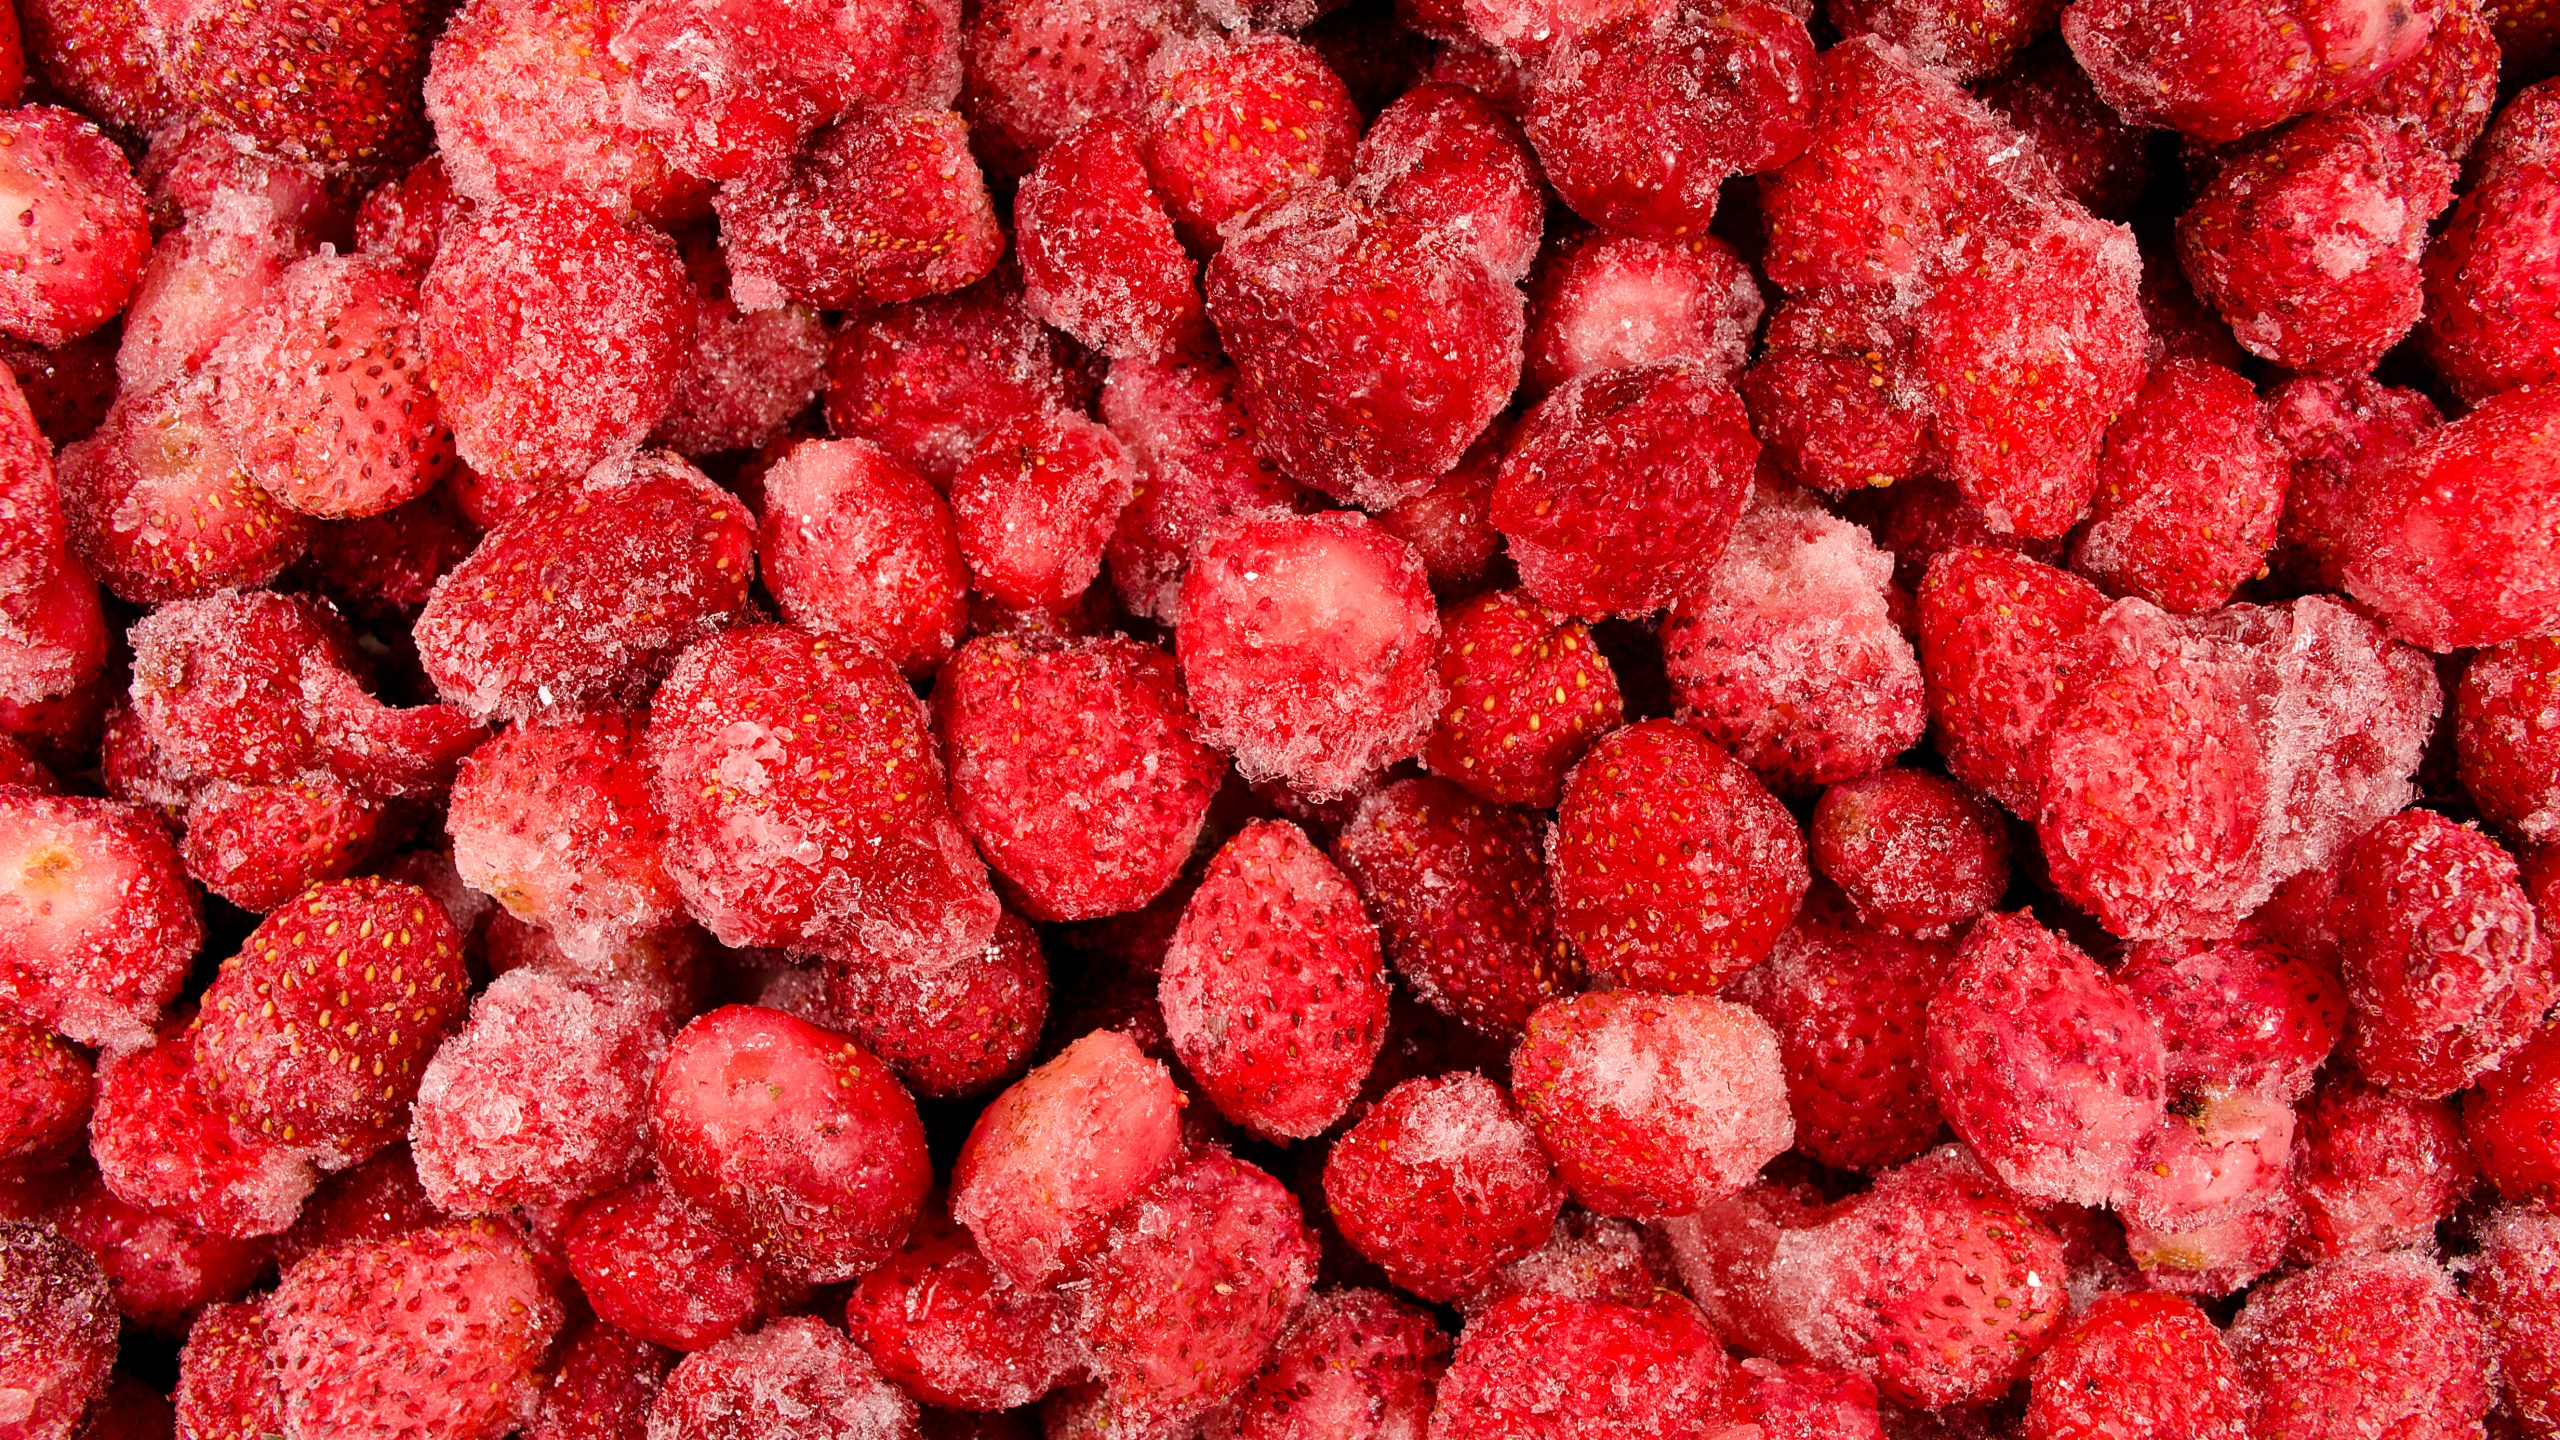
[1431,1290,1742,1440]
[2263,374,2440,595]
[2024,1291,2250,1440]
[47,1167,268,1333]
[0,106,150,348]
[0,368,105,710]
[1015,119,1202,360]
[266,1221,565,1440]
[295,482,485,626]
[2424,79,2560,405]
[0,1018,86,1176]
[2353,0,2501,162]
[1223,1288,1448,1440]
[1529,230,1762,394]
[181,776,387,912]
[755,437,967,677]
[1549,718,1808,994]
[2118,933,2343,1102]
[842,1208,1080,1411]
[2072,358,2284,614]
[648,1005,930,1283]
[273,1142,438,1271]
[1140,33,1356,248]
[959,0,1186,169]
[565,1180,765,1354]
[2062,0,2436,142]
[1978,40,2153,220]
[1099,352,1307,622]
[1809,769,2009,938]
[1355,80,1544,285]
[89,1021,318,1239]
[2296,1073,2473,1259]
[1423,591,1623,810]
[1734,890,1954,1172]
[525,1322,673,1440]
[57,375,314,605]
[949,410,1137,613]
[2344,383,2560,652]
[656,242,828,460]
[1740,287,1932,496]
[2465,1020,2560,1203]
[1323,1072,1563,1302]
[1740,1357,1883,1440]
[715,108,1001,314]
[2225,1254,2493,1440]
[18,0,177,135]
[352,157,461,277]
[0,788,202,1050]
[173,1300,286,1440]
[1376,437,1500,589]
[1925,911,2167,1206]
[647,1315,916,1440]
[2471,1205,2560,1435]
[2459,635,2560,847]
[1331,777,1575,1040]
[1,326,120,449]
[1069,1148,1318,1437]
[1914,546,2107,816]
[153,0,432,168]
[821,910,1051,1100]
[824,278,1093,487]
[1159,820,1390,1140]
[0,1219,117,1440]
[1832,0,2062,80]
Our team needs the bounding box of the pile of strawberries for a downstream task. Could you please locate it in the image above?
[0,0,2555,1435]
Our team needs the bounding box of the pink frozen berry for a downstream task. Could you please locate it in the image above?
[2117,934,2343,1102]
[56,374,313,605]
[2424,80,2560,404]
[821,910,1051,1100]
[1139,32,1356,248]
[2342,383,2560,652]
[1431,1290,1742,1440]
[172,1299,286,1440]
[824,279,1092,488]
[841,1209,1079,1411]
[0,1018,84,1178]
[1322,1071,1563,1301]
[0,1219,116,1440]
[959,0,1187,168]
[713,108,1001,313]
[1527,231,1763,394]
[0,788,201,1050]
[2264,374,2439,595]
[1809,768,2010,937]
[2471,1204,2560,1435]
[2024,1291,2250,1440]
[564,1180,765,1353]
[948,410,1137,614]
[2062,0,2438,142]
[423,0,697,220]
[1422,590,1623,811]
[1015,119,1201,360]
[1353,80,1543,286]
[1098,353,1307,623]
[1219,1287,1448,1440]
[88,1022,318,1239]
[1978,40,2154,219]
[1740,287,1932,496]
[646,1316,916,1440]
[2294,1074,2473,1259]
[48,1167,267,1334]
[0,106,149,347]
[1914,546,2108,817]
[2225,1253,2493,1440]
[2459,636,2560,846]
[2072,358,2285,614]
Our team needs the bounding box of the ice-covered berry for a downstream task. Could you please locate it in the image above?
[2113,1082,2298,1295]
[960,0,1188,168]
[180,775,387,912]
[1015,119,1201,360]
[2072,358,2283,614]
[645,625,997,964]
[1206,191,1522,511]
[273,1142,438,1270]
[173,1300,286,1440]
[1927,911,2166,1205]
[647,1316,916,1440]
[1550,718,1808,994]
[1215,1287,1447,1440]
[2024,1291,2249,1440]
[1527,232,1762,394]
[0,1219,116,1440]
[1160,820,1389,1139]
[2264,374,2439,595]
[1099,353,1307,622]
[1322,1071,1562,1301]
[821,911,1051,1100]
[0,106,149,348]
[714,108,1000,314]
[0,369,104,708]
[2294,1074,2471,1258]
[1832,0,2063,80]
[1740,287,1932,496]
[153,0,430,168]
[1369,437,1496,593]
[2343,383,2560,652]
[89,1023,318,1239]
[2353,0,2502,161]
[1352,80,1543,285]
[1430,1290,1740,1440]
[2333,809,2555,1097]
[19,0,175,135]
[423,0,695,220]
[1140,32,1357,248]
[0,789,200,1050]
[1421,591,1622,811]
[2225,1253,2492,1440]
[1734,894,1951,1172]
[2465,1020,2560,1202]
[824,279,1092,488]
[48,1167,267,1333]
[2423,81,2560,404]
[2062,0,2439,142]
[841,1209,1079,1411]
[56,375,314,605]
[1809,769,2008,937]
[0,1018,85,1177]
[2118,934,2342,1101]
[565,1180,765,1354]
[295,483,485,626]
[757,441,966,678]
[1175,510,1442,801]
[948,410,1135,614]
[2472,1204,2560,1435]
[1914,548,2106,817]
[420,197,696,489]
[2459,636,2560,848]
[525,1321,671,1440]
[649,1005,929,1283]
[446,709,681,964]
[1492,361,1758,620]
[1978,40,2153,219]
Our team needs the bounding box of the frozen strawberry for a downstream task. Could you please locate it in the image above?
[2263,374,2439,595]
[1432,1290,1740,1440]
[1978,40,2152,220]
[268,1221,564,1440]
[1461,1207,1674,1319]
[824,279,1092,487]
[746,450,954,678]
[935,634,1219,923]
[1159,821,1389,1139]
[2227,1253,2491,1440]
[181,776,386,912]
[1331,778,1572,1040]
[1070,1148,1317,1436]
[2423,80,2560,403]
[2023,1291,2248,1440]
[48,1168,266,1333]
[445,710,680,962]
[420,197,695,488]
[822,911,1049,1099]
[645,625,999,964]
[89,1022,318,1238]
[2474,1205,2560,1436]
[1352,80,1542,285]
[173,1300,286,1440]
[0,370,103,709]
[1550,718,1808,994]
[565,1180,764,1354]
[0,789,200,1050]
[1829,0,2061,79]
[649,1005,929,1283]
[1219,1287,1446,1440]
[416,450,752,721]
[948,411,1135,613]
[1528,232,1761,395]
[272,1142,437,1271]
[353,156,460,277]
[1140,33,1355,248]
[1525,1,1813,239]
[1758,37,2058,294]
[2332,809,2554,1097]
[0,1019,85,1176]
[1917,205,2148,540]
[2458,638,2560,849]
[0,1220,115,1440]
[657,293,826,460]
[1420,591,1622,811]
[1736,1358,1882,1440]
[1322,1072,1561,1302]
[1740,286,1932,496]
[2182,113,2453,377]
[647,1315,916,1440]
[2117,934,2341,1101]
[2071,358,2282,614]
[962,0,1186,171]
[1809,770,2008,938]
[191,878,468,1167]
[952,1032,1183,1293]
[527,1321,673,1440]
[154,0,430,168]
[425,0,697,221]
[1016,119,1201,361]
[19,0,174,135]
[2113,1081,2298,1294]
[1099,353,1305,621]
[1175,511,1441,800]
[842,1209,1079,1411]
[2464,1019,2560,1203]
[115,214,309,398]
[0,107,149,348]
[2062,0,2438,142]
[128,588,484,800]
[1206,190,1521,512]
[2344,384,2560,651]
[1512,990,1792,1218]
[1663,491,1927,791]
[2291,1074,2470,1259]
[294,483,484,626]
[1492,361,1759,620]
[2351,0,2500,161]
[1733,893,1952,1172]
[56,374,314,605]
[714,108,999,315]
[1927,912,2165,1205]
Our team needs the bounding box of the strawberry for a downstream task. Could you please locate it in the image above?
[2471,1205,2560,1435]
[1375,437,1500,589]
[1528,230,1762,394]
[0,788,202,1050]
[173,1300,287,1440]
[1431,1291,1742,1440]
[1159,820,1390,1140]
[1355,80,1544,285]
[1733,891,1953,1172]
[47,1166,268,1333]
[2464,1020,2560,1203]
[0,107,150,348]
[2424,79,2560,405]
[1809,769,2010,938]
[1741,1358,1883,1440]
[524,1322,673,1440]
[1549,718,1808,994]
[88,1021,318,1239]
[0,1219,117,1440]
[2225,1254,2493,1440]
[1741,287,1932,496]
[648,1005,930,1283]
[960,0,1186,170]
[266,1221,565,1440]
[1069,1148,1318,1437]
[180,776,387,912]
[1832,0,2061,79]
[2296,1074,2473,1259]
[2117,934,2343,1102]
[644,624,999,964]
[822,910,1051,1100]
[1099,352,1307,623]
[842,1208,1080,1411]
[57,375,314,605]
[1926,911,2167,1206]
[755,437,967,676]
[949,410,1137,613]
[715,107,1001,314]
[824,278,1093,487]
[2458,635,2560,846]
[1422,591,1622,811]
[273,1142,438,1271]
[2344,383,2560,653]
[352,157,461,277]
[1013,118,1201,361]
[2072,358,2284,614]
[1323,1072,1563,1302]
[647,1316,916,1440]
[446,709,682,964]
[2353,0,2501,162]
[1140,33,1356,248]
[2263,374,2440,595]
[1222,1288,1448,1440]
[1913,549,2104,818]
[2062,0,2436,142]
[0,368,106,710]
[154,0,432,168]
[17,0,177,135]
[2024,1291,2250,1440]
[1331,777,1575,1040]
[565,1180,765,1354]
[0,1018,86,1176]
[115,216,308,396]
[1,326,120,449]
